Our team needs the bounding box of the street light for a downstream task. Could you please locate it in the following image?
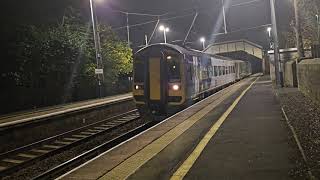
[159,25,170,43]
[90,0,104,97]
[200,37,206,50]
[267,27,272,37]
[316,14,320,44]
[266,27,273,50]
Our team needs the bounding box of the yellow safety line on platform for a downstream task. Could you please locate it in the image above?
[98,79,254,180]
[170,77,259,180]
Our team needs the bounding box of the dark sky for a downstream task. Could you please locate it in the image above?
[1,0,294,50]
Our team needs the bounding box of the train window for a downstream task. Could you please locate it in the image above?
[214,66,218,76]
[207,66,213,77]
[188,64,193,80]
[167,56,181,82]
[133,61,144,82]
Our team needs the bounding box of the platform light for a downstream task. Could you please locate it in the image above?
[267,27,272,37]
[159,25,165,31]
[159,25,170,43]
[135,85,139,90]
[167,56,172,60]
[200,37,206,50]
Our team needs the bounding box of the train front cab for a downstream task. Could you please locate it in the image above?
[133,46,186,115]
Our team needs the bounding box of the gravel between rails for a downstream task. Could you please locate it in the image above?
[276,87,320,178]
[2,118,150,180]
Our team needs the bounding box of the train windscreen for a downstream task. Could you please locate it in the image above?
[167,55,181,82]
[134,60,144,82]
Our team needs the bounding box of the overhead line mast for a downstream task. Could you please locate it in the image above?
[183,10,199,45]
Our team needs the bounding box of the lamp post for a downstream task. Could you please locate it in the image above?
[200,37,206,50]
[316,14,320,44]
[270,0,283,87]
[90,0,104,97]
[267,27,273,49]
[159,25,170,43]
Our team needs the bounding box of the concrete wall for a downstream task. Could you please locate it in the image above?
[0,100,135,153]
[284,60,298,87]
[298,58,320,104]
[268,48,312,85]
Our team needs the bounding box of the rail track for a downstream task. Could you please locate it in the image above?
[0,109,142,178]
[35,122,155,179]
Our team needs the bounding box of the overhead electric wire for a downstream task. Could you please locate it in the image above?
[111,12,196,30]
[230,0,262,7]
[223,23,272,34]
[110,9,167,17]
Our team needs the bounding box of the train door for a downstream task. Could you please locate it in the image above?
[149,57,161,101]
[147,51,168,114]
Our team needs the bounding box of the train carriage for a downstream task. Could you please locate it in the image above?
[133,43,251,116]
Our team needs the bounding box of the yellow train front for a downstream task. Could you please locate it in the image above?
[132,43,251,116]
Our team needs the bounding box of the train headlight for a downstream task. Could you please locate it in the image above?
[134,85,143,90]
[172,84,180,91]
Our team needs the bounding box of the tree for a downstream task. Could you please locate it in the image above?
[98,26,133,94]
[283,0,320,48]
[0,7,133,114]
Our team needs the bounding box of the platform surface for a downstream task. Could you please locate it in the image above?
[181,76,297,179]
[0,93,132,128]
[60,76,300,180]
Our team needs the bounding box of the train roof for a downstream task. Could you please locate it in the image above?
[135,43,242,62]
[135,43,189,55]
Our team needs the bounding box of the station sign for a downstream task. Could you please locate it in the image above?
[95,69,104,75]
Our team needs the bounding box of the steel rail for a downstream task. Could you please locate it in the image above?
[33,121,156,180]
[0,110,140,178]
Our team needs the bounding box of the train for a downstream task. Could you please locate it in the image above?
[132,43,251,116]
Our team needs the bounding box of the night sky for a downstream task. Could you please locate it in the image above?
[1,0,294,50]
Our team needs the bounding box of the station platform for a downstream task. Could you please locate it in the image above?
[0,93,132,128]
[60,75,303,180]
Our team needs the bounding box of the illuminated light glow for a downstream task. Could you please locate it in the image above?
[167,56,172,60]
[173,66,176,69]
[172,84,179,91]
[135,85,139,90]
[159,25,169,32]
[267,27,272,32]
[159,25,165,31]
[200,37,205,42]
